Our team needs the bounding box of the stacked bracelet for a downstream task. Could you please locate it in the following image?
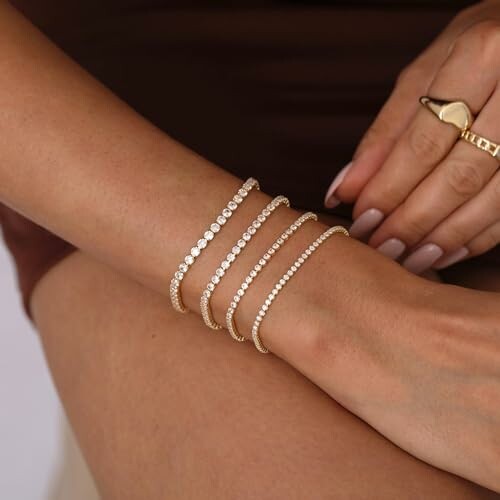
[200,195,290,330]
[170,177,259,313]
[226,212,317,342]
[252,225,350,354]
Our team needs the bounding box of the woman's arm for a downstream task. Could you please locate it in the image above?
[1,2,499,492]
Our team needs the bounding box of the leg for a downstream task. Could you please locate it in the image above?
[30,251,497,499]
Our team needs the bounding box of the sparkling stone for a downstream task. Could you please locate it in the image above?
[245,276,253,284]
[237,289,245,296]
[230,301,237,309]
[275,240,283,247]
[248,226,257,235]
[309,245,315,252]
[255,264,262,271]
[279,278,286,286]
[222,208,232,218]
[268,294,274,301]
[204,230,214,241]
[298,257,305,264]
[227,253,236,262]
[302,253,308,259]
[257,214,266,223]
[287,270,294,276]
[212,275,220,284]
[268,248,275,255]
[185,255,194,265]
[217,215,227,225]
[276,283,282,290]
[284,274,290,281]
[313,241,319,248]
[253,221,261,229]
[272,289,278,296]
[250,270,257,277]
[175,271,183,280]
[207,283,215,291]
[286,229,293,235]
[216,268,224,277]
[211,223,221,233]
[263,209,271,216]
[221,260,230,270]
[295,262,301,268]
[232,246,241,255]
[290,224,297,230]
[234,295,240,303]
[263,304,269,311]
[237,239,246,248]
[233,194,243,203]
[242,283,248,290]
[238,188,247,197]
[259,259,266,266]
[305,249,312,255]
[191,246,201,257]
[179,263,188,272]
[203,290,210,298]
[197,238,208,249]
[258,310,265,317]
[228,201,238,210]
[242,232,251,241]
[291,265,297,272]
[265,299,271,306]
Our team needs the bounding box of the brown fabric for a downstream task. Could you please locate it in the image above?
[1,2,498,320]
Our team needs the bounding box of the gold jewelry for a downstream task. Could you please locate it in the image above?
[420,96,474,132]
[170,177,259,313]
[226,212,317,342]
[200,195,290,330]
[460,129,500,161]
[252,225,349,354]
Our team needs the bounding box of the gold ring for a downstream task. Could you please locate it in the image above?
[420,96,474,132]
[460,129,500,161]
[420,96,499,161]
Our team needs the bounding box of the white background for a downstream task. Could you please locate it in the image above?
[0,242,97,499]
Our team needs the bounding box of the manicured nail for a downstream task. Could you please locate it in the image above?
[376,238,406,260]
[432,247,469,270]
[349,208,384,239]
[324,162,353,208]
[403,243,444,274]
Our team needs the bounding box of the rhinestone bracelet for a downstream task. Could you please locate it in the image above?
[252,225,350,354]
[226,212,317,342]
[170,177,259,313]
[200,195,290,330]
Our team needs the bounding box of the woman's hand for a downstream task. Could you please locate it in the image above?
[324,1,500,274]
[265,234,500,492]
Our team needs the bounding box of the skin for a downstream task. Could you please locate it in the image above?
[0,0,499,494]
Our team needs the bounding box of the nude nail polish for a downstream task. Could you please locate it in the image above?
[376,238,406,260]
[324,162,353,208]
[349,208,384,239]
[433,247,469,270]
[403,243,444,275]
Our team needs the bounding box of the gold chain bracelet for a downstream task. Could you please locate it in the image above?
[200,195,290,330]
[170,178,259,313]
[252,225,349,354]
[226,212,317,342]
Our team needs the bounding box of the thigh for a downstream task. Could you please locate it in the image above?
[30,251,496,500]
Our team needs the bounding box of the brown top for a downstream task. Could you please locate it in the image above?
[1,1,498,319]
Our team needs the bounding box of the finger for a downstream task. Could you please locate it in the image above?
[349,22,500,239]
[464,220,500,259]
[421,167,500,268]
[326,57,441,208]
[370,82,500,258]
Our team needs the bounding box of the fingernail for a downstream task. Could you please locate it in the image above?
[403,243,444,274]
[349,208,384,239]
[376,238,406,260]
[324,162,353,208]
[432,246,469,270]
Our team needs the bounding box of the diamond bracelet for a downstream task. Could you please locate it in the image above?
[200,195,290,330]
[170,177,259,313]
[226,212,318,342]
[252,225,350,354]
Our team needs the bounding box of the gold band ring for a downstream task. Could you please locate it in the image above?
[420,96,499,162]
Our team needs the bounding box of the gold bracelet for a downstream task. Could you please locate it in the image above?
[200,195,290,330]
[170,178,259,313]
[226,212,318,342]
[252,225,350,354]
